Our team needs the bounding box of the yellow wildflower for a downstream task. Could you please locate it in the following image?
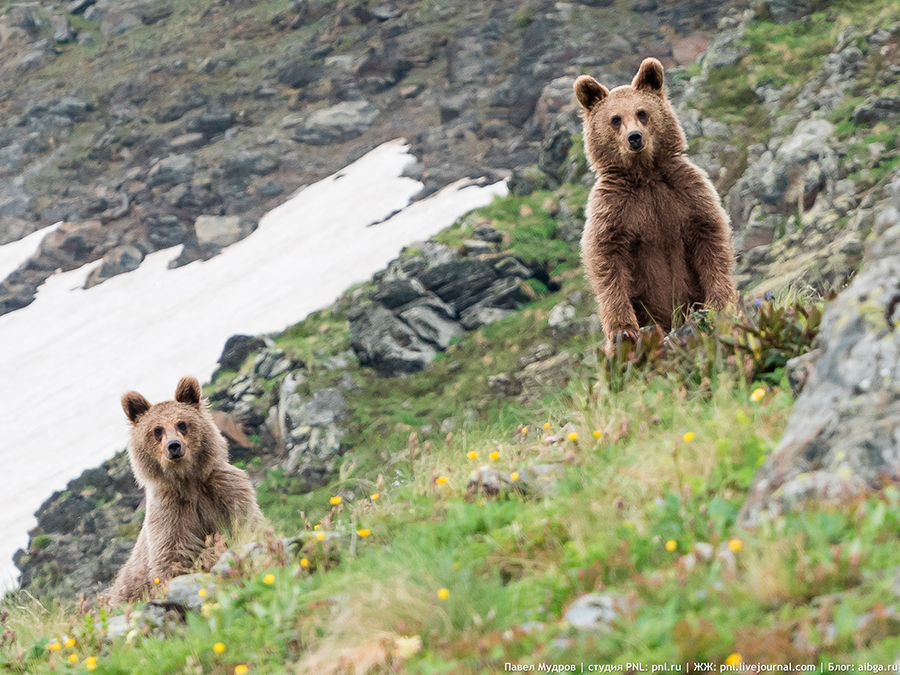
[593,430,603,438]
[750,388,766,402]
[726,654,742,668]
[313,524,320,530]
[64,638,76,648]
[435,476,448,485]
[467,450,479,460]
[437,588,450,600]
[728,538,744,552]
[85,656,97,671]
[263,573,275,585]
[330,495,342,505]
[235,666,249,675]
[682,432,695,442]
[542,422,551,430]
[300,558,310,567]
[153,578,161,584]
[665,540,677,552]
[371,493,380,500]
[198,588,207,598]
[316,532,326,541]
[357,528,371,537]
[521,426,528,434]
[213,642,226,654]
[489,451,500,461]
[48,642,61,652]
[68,654,79,664]
[567,432,578,441]
[510,471,519,482]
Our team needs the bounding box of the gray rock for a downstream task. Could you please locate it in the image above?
[194,215,249,248]
[398,304,463,350]
[51,15,75,43]
[279,385,347,483]
[538,114,576,182]
[83,245,144,288]
[564,593,626,630]
[147,154,194,188]
[508,165,554,196]
[740,192,900,524]
[420,258,499,311]
[493,257,531,279]
[190,108,235,137]
[518,351,575,400]
[221,152,280,180]
[350,304,437,375]
[852,97,900,126]
[460,306,515,330]
[763,0,814,22]
[144,213,188,249]
[163,573,216,613]
[488,373,521,397]
[375,277,427,309]
[786,349,820,396]
[253,348,292,380]
[170,132,207,152]
[68,0,97,14]
[293,101,379,145]
[217,335,266,372]
[548,301,576,334]
[463,239,495,256]
[461,278,533,320]
[466,466,560,497]
[439,93,471,124]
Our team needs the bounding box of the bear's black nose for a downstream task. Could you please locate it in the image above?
[628,131,643,151]
[167,440,183,460]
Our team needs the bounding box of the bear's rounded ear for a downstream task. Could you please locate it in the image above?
[632,58,665,96]
[122,391,151,424]
[175,376,202,407]
[574,75,608,112]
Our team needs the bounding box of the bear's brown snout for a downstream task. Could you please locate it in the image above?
[627,131,643,151]
[166,439,183,461]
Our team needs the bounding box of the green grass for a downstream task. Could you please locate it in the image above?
[0,167,872,672]
[15,347,900,673]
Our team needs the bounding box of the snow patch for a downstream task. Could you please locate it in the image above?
[0,140,507,590]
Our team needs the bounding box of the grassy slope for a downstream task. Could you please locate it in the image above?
[6,1,900,673]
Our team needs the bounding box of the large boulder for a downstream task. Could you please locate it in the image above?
[194,215,250,248]
[279,378,347,486]
[293,101,379,145]
[740,176,900,524]
[217,335,267,372]
[349,304,437,375]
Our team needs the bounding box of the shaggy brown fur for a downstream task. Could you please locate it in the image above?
[575,58,736,351]
[109,376,264,603]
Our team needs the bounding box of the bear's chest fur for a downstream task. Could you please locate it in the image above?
[594,175,705,326]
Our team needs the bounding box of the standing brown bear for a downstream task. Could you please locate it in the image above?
[575,58,736,352]
[109,376,264,603]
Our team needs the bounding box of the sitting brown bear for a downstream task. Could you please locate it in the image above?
[574,58,736,352]
[109,376,264,603]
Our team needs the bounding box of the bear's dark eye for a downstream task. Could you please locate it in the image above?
[153,427,163,441]
[611,115,621,128]
[637,110,648,122]
[176,421,188,433]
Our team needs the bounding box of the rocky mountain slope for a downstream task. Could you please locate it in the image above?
[0,0,746,315]
[5,0,900,671]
